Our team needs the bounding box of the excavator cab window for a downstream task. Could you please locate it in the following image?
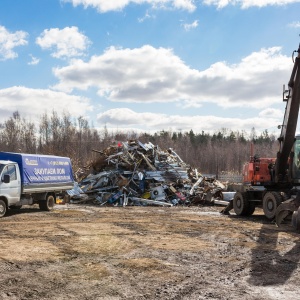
[292,136,300,180]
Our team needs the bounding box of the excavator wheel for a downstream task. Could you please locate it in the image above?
[263,192,282,220]
[292,207,300,232]
[233,192,255,216]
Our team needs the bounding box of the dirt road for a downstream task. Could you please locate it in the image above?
[0,204,299,300]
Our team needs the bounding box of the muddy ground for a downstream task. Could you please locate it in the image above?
[0,204,299,300]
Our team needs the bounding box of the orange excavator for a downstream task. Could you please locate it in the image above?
[222,42,300,231]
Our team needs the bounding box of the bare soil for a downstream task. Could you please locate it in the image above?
[0,204,299,300]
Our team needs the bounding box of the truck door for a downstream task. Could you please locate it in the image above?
[0,164,21,204]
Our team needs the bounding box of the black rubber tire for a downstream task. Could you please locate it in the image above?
[39,195,55,211]
[263,191,282,220]
[233,192,254,216]
[0,200,7,217]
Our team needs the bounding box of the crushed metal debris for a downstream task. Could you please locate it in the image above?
[68,140,230,207]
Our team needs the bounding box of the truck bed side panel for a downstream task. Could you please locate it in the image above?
[0,152,74,189]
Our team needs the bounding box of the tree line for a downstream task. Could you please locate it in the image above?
[0,111,279,176]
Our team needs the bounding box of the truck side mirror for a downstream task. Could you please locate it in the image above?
[3,174,10,183]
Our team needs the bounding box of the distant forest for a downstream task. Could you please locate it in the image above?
[0,111,279,176]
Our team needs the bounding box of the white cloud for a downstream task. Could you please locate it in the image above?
[203,0,300,8]
[288,21,300,28]
[259,108,283,119]
[36,26,91,59]
[138,10,156,22]
[0,26,28,60]
[97,108,281,134]
[0,86,93,123]
[180,100,202,108]
[28,54,40,65]
[62,0,196,12]
[52,45,292,109]
[182,20,198,31]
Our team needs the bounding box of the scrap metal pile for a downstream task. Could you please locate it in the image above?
[68,140,227,207]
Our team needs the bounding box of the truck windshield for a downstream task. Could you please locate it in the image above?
[0,164,4,174]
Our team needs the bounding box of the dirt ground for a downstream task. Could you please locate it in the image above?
[0,204,299,300]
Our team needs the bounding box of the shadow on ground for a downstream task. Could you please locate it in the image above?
[248,223,300,286]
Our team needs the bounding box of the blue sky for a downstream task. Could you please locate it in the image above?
[0,0,300,136]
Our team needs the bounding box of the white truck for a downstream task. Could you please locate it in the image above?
[0,152,75,217]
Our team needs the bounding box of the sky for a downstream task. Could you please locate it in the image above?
[0,0,300,137]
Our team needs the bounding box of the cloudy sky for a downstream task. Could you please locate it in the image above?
[1,0,300,135]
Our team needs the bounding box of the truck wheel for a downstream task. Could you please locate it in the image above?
[233,192,254,216]
[39,195,55,211]
[263,192,282,220]
[0,200,7,217]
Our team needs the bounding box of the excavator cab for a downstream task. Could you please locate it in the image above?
[291,135,300,182]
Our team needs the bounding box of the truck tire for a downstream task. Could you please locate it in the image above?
[0,200,7,217]
[233,192,255,216]
[39,195,55,211]
[263,191,282,220]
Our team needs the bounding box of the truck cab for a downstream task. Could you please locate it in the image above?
[0,161,22,206]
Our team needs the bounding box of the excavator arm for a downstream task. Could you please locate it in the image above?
[275,43,300,184]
